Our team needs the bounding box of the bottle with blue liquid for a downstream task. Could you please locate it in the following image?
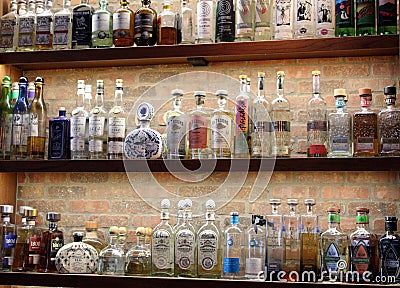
[223,212,245,279]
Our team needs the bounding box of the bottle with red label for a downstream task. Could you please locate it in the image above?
[24,208,42,272]
[234,75,251,158]
[0,205,17,271]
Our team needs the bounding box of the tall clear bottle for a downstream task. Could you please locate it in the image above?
[0,205,17,272]
[108,79,126,159]
[271,71,290,158]
[17,0,36,52]
[196,0,216,43]
[335,0,355,36]
[215,0,235,42]
[151,199,174,276]
[328,88,352,157]
[294,0,315,37]
[157,0,177,45]
[125,227,151,275]
[235,0,254,41]
[379,216,400,283]
[92,0,113,48]
[134,0,158,46]
[180,0,195,43]
[82,221,107,254]
[254,0,271,40]
[112,0,134,47]
[53,0,72,50]
[272,0,294,39]
[72,0,94,48]
[377,0,397,35]
[315,0,334,36]
[97,226,125,275]
[234,75,250,158]
[245,215,266,279]
[24,209,42,272]
[0,76,13,159]
[0,0,19,52]
[165,89,186,159]
[35,0,53,50]
[223,212,245,279]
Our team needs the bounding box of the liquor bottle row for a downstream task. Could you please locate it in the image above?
[1,201,399,283]
[0,0,398,53]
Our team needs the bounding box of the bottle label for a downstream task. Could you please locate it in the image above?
[356,137,374,150]
[307,121,327,131]
[352,240,370,275]
[189,115,208,149]
[0,19,16,48]
[89,139,104,153]
[54,15,71,45]
[216,0,235,40]
[134,14,155,39]
[309,144,327,155]
[211,114,232,149]
[223,257,240,273]
[51,237,64,253]
[4,233,17,248]
[108,117,125,138]
[273,120,290,132]
[335,0,353,27]
[18,17,35,46]
[72,9,92,45]
[152,229,172,270]
[36,15,52,45]
[89,115,105,137]
[93,13,111,33]
[331,136,349,151]
[377,0,396,27]
[323,242,340,272]
[49,120,68,158]
[175,229,195,269]
[383,246,400,277]
[107,141,123,154]
[275,0,292,27]
[113,11,131,32]
[381,138,400,151]
[29,113,39,137]
[198,230,218,270]
[12,114,29,145]
[246,258,262,274]
[236,0,253,34]
[255,0,270,31]
[5,114,13,151]
[356,0,374,27]
[29,235,41,252]
[166,115,186,152]
[236,99,249,133]
[197,0,214,39]
[255,121,274,132]
[70,116,86,138]
[316,0,333,27]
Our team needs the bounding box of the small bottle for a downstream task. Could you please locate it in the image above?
[355,0,376,35]
[91,0,113,48]
[12,207,33,272]
[254,0,271,40]
[307,70,327,157]
[196,0,216,43]
[211,90,234,158]
[17,0,36,52]
[235,0,254,41]
[353,87,378,157]
[315,0,335,37]
[48,107,71,159]
[55,231,98,273]
[272,0,294,39]
[82,221,107,254]
[319,207,349,281]
[134,0,157,46]
[98,226,125,275]
[39,212,64,273]
[158,0,177,45]
[151,199,174,277]
[0,76,13,160]
[0,0,19,52]
[53,0,72,50]
[27,81,35,108]
[0,205,17,272]
[72,0,94,48]
[328,88,353,157]
[245,215,266,279]
[112,0,134,47]
[378,86,400,156]
[294,0,315,38]
[377,0,397,35]
[173,199,186,232]
[379,216,400,283]
[234,75,250,158]
[35,0,54,50]
[108,79,126,159]
[125,227,152,275]
[335,0,355,36]
[222,212,245,279]
[24,209,42,272]
[215,0,235,42]
[180,0,194,44]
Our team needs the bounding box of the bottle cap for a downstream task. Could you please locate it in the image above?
[161,199,170,209]
[304,199,316,206]
[359,87,372,96]
[312,70,321,75]
[205,199,215,210]
[215,90,228,97]
[46,212,61,222]
[96,80,104,88]
[85,221,98,229]
[334,88,347,97]
[0,205,13,214]
[258,72,266,77]
[18,205,32,215]
[287,199,298,205]
[118,226,127,236]
[184,198,192,208]
[34,77,44,84]
[327,207,340,213]
[177,199,185,210]
[239,75,247,79]
[136,102,154,122]
[277,71,285,76]
[109,226,119,235]
[73,231,84,241]
[269,198,281,205]
[384,86,396,96]
[26,208,38,217]
[19,76,29,84]
[171,89,184,96]
[385,216,398,222]
[2,76,12,85]
[355,207,369,213]
[194,91,206,97]
[230,211,239,216]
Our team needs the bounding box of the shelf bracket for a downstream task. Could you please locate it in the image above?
[187,57,209,66]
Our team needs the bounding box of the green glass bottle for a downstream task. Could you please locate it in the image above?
[356,0,376,35]
[92,0,113,47]
[335,0,355,36]
[377,0,397,34]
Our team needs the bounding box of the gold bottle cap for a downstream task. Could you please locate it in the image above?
[258,72,265,77]
[334,88,347,97]
[239,75,247,79]
[359,87,372,96]
[85,221,98,229]
[312,70,321,75]
[277,71,285,76]
[26,208,38,217]
[356,207,369,213]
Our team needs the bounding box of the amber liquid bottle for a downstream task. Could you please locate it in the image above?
[12,207,33,271]
[23,209,42,272]
[157,0,177,45]
[113,0,134,46]
[134,0,157,46]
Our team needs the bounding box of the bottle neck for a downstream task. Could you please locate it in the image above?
[360,95,371,108]
[335,96,346,111]
[288,204,298,216]
[1,215,11,224]
[239,78,247,94]
[48,221,58,231]
[28,0,35,11]
[271,204,280,215]
[100,0,108,9]
[136,235,146,246]
[114,87,123,107]
[385,97,396,108]
[305,204,314,216]
[139,120,150,129]
[327,213,339,229]
[205,211,215,222]
[173,97,182,112]
[1,85,11,108]
[195,96,205,109]
[27,218,37,226]
[109,234,119,245]
[217,96,227,110]
[34,83,44,103]
[312,73,320,95]
[160,209,170,221]
[63,0,71,8]
[277,74,284,98]
[76,88,85,108]
[18,82,28,105]
[230,215,239,225]
[95,89,104,108]
[258,76,265,99]
[85,229,98,238]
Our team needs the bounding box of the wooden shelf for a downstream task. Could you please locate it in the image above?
[0,35,398,70]
[0,157,398,172]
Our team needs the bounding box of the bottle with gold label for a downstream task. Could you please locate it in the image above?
[24,209,42,272]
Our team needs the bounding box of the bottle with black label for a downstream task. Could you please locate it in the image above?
[72,0,94,48]
[215,0,235,42]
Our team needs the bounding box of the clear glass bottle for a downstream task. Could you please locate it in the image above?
[17,0,36,52]
[353,87,378,157]
[378,86,400,156]
[89,80,108,159]
[180,0,194,43]
[98,226,125,275]
[235,0,254,41]
[222,211,245,279]
[234,75,250,158]
[158,0,177,45]
[165,89,186,159]
[53,0,72,50]
[272,71,290,158]
[12,207,33,272]
[134,0,158,46]
[24,208,42,272]
[307,70,327,157]
[197,199,221,278]
[92,0,113,48]
[377,0,397,35]
[211,90,234,158]
[48,107,71,159]
[113,0,135,47]
[252,72,273,158]
[125,227,151,275]
[379,216,400,283]
[254,0,271,40]
[173,199,186,232]
[328,88,353,157]
[272,0,294,39]
[0,205,17,272]
[108,79,126,159]
[151,199,174,277]
[215,0,235,42]
[0,76,13,159]
[355,0,376,35]
[0,0,19,52]
[319,207,349,281]
[82,221,107,254]
[72,0,94,48]
[294,0,315,38]
[35,0,53,50]
[245,215,266,279]
[196,0,216,43]
[315,0,335,37]
[335,0,355,36]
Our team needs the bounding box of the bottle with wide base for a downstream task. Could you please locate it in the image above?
[379,216,400,283]
[97,226,125,275]
[125,227,151,275]
[82,221,106,254]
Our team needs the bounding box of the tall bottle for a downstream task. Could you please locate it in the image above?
[112,0,134,47]
[108,79,126,159]
[378,86,400,157]
[0,0,19,52]
[196,0,216,43]
[0,205,17,272]
[17,0,36,52]
[97,226,125,275]
[328,88,352,157]
[35,0,54,50]
[377,0,397,35]
[151,199,174,276]
[234,75,250,158]
[315,0,335,36]
[272,0,294,39]
[197,200,221,278]
[12,207,33,272]
[91,0,113,48]
[158,0,177,45]
[379,216,400,283]
[53,0,72,50]
[353,87,378,157]
[245,215,266,279]
[294,0,315,37]
[165,89,186,159]
[215,0,235,42]
[307,70,327,157]
[223,212,245,279]
[24,208,42,272]
[134,0,158,46]
[355,0,376,35]
[254,0,271,40]
[72,0,94,48]
[48,107,71,159]
[335,0,355,36]
[180,0,195,43]
[0,76,13,159]
[235,0,254,41]
[82,221,107,254]
[125,227,152,275]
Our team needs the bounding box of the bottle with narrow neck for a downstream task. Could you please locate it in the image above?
[223,212,245,279]
[294,0,315,38]
[24,209,42,272]
[379,216,400,283]
[158,0,177,45]
[377,0,397,35]
[335,0,355,36]
[35,0,54,50]
[196,0,216,43]
[272,0,294,39]
[0,0,19,52]
[92,0,113,48]
[10,82,19,109]
[253,0,271,40]
[108,79,126,159]
[315,0,335,36]
[180,0,194,43]
[235,0,254,41]
[82,221,107,254]
[234,75,250,158]
[215,0,235,42]
[0,205,17,272]
[113,0,134,47]
[53,0,72,49]
[165,89,186,159]
[72,0,94,48]
[355,0,376,35]
[97,226,125,275]
[0,76,13,159]
[245,215,266,279]
[17,0,36,52]
[125,227,151,275]
[173,199,186,232]
[27,81,35,108]
[12,207,33,271]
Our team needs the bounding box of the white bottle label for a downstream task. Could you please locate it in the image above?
[70,116,86,138]
[175,229,195,269]
[198,230,218,270]
[331,136,349,151]
[12,114,29,145]
[197,1,214,39]
[152,229,172,270]
[356,137,374,151]
[211,114,231,149]
[236,0,253,34]
[255,0,270,31]
[89,116,105,137]
[113,11,131,30]
[107,141,123,154]
[5,114,13,151]
[166,115,186,151]
[93,13,110,32]
[245,258,263,274]
[275,0,292,27]
[108,117,125,138]
[89,139,104,153]
[29,113,39,137]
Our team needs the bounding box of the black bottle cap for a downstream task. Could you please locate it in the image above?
[47,212,61,222]
[384,86,396,95]
[73,231,84,242]
[385,216,398,232]
[34,77,44,84]
[19,76,28,84]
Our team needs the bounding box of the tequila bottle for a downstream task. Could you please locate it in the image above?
[235,0,254,41]
[108,79,126,159]
[196,0,216,43]
[0,0,19,52]
[349,207,378,282]
[252,72,273,158]
[48,107,71,159]
[24,209,42,272]
[125,227,152,275]
[17,0,36,52]
[211,90,234,158]
[72,0,94,48]
[378,86,400,156]
[379,216,400,283]
[294,0,315,37]
[89,80,108,159]
[158,0,177,45]
[307,70,327,157]
[315,0,335,36]
[173,199,186,232]
[0,205,17,272]
[355,0,376,35]
[215,0,235,42]
[53,0,72,50]
[113,0,134,47]
[180,0,194,44]
[272,71,290,157]
[151,199,174,277]
[223,212,245,279]
[12,207,33,272]
[117,227,128,253]
[254,0,271,40]
[197,199,221,278]
[165,89,186,159]
[377,0,397,34]
[35,0,54,50]
[0,76,13,159]
[234,75,250,158]
[134,0,158,46]
[328,88,352,157]
[283,199,301,280]
[265,199,284,281]
[353,87,378,157]
[82,221,107,254]
[245,215,266,279]
[98,226,125,275]
[272,0,294,39]
[335,0,355,36]
[319,207,349,281]
[91,0,113,48]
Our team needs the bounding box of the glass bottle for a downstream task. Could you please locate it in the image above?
[98,226,125,275]
[158,0,177,45]
[24,208,42,272]
[72,0,94,48]
[53,0,72,50]
[328,88,353,157]
[17,0,36,52]
[173,199,186,232]
[117,227,128,253]
[125,227,151,275]
[307,70,327,157]
[108,79,126,159]
[12,207,33,272]
[0,0,19,52]
[82,221,107,254]
[222,211,245,279]
[234,75,250,158]
[0,205,17,272]
[0,76,13,160]
[349,207,378,282]
[151,199,174,277]
[272,71,290,158]
[215,0,235,42]
[319,207,349,281]
[254,0,271,40]
[165,89,186,159]
[35,0,53,50]
[294,0,315,38]
[211,90,234,158]
[272,0,294,39]
[335,0,355,36]
[27,77,47,160]
[197,199,221,278]
[235,0,254,41]
[378,86,400,157]
[180,0,194,44]
[134,0,157,46]
[353,87,378,157]
[91,0,113,48]
[196,0,216,43]
[355,0,376,35]
[379,216,400,283]
[315,0,335,36]
[245,215,266,279]
[39,212,64,273]
[377,0,397,35]
[89,80,108,159]
[48,107,71,159]
[112,0,134,47]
